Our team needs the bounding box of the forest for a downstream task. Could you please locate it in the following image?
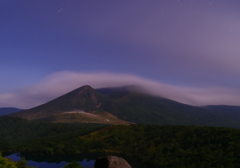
[1,116,240,168]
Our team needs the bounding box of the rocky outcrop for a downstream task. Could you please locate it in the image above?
[94,156,132,168]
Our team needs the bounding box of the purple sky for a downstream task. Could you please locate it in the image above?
[1,0,240,108]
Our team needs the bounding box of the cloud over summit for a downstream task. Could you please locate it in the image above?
[0,71,240,109]
[1,0,240,105]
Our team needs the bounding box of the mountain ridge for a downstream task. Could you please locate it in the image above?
[0,107,23,116]
[10,85,240,128]
[11,85,104,119]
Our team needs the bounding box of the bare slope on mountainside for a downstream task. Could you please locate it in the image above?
[47,110,130,125]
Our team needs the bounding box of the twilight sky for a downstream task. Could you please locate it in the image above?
[1,0,240,108]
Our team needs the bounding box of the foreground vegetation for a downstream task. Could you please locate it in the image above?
[81,125,240,168]
[1,116,240,167]
[0,116,108,153]
[0,154,35,168]
[0,153,90,168]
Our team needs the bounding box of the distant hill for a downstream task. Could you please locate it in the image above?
[10,85,240,128]
[0,107,23,116]
[204,105,240,114]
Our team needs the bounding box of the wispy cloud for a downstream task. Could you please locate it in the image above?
[2,0,240,102]
[74,0,240,87]
[0,71,240,109]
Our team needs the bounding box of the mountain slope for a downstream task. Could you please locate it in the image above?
[11,85,106,120]
[96,89,236,126]
[11,85,240,128]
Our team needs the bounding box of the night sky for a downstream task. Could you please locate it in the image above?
[1,0,240,108]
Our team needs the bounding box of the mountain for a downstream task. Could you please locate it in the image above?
[10,85,129,125]
[0,107,23,116]
[10,85,240,128]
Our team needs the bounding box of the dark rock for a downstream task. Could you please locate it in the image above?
[94,156,132,168]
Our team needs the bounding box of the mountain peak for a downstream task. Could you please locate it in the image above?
[81,85,93,89]
[75,85,94,95]
[9,85,240,128]
[75,85,94,92]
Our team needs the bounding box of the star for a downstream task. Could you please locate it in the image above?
[58,8,63,13]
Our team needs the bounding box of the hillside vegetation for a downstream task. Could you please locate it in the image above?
[78,125,240,168]
[0,154,35,168]
[0,116,108,154]
[1,116,240,167]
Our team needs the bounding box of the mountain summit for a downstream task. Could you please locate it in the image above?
[11,85,240,128]
[12,85,103,119]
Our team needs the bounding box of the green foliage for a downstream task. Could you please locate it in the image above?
[62,161,84,168]
[0,153,35,168]
[78,125,240,168]
[0,116,108,155]
[2,116,240,167]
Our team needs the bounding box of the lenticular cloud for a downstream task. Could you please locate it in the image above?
[0,71,240,109]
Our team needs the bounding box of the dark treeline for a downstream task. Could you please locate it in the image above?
[1,116,240,167]
[77,125,240,168]
[0,116,108,154]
